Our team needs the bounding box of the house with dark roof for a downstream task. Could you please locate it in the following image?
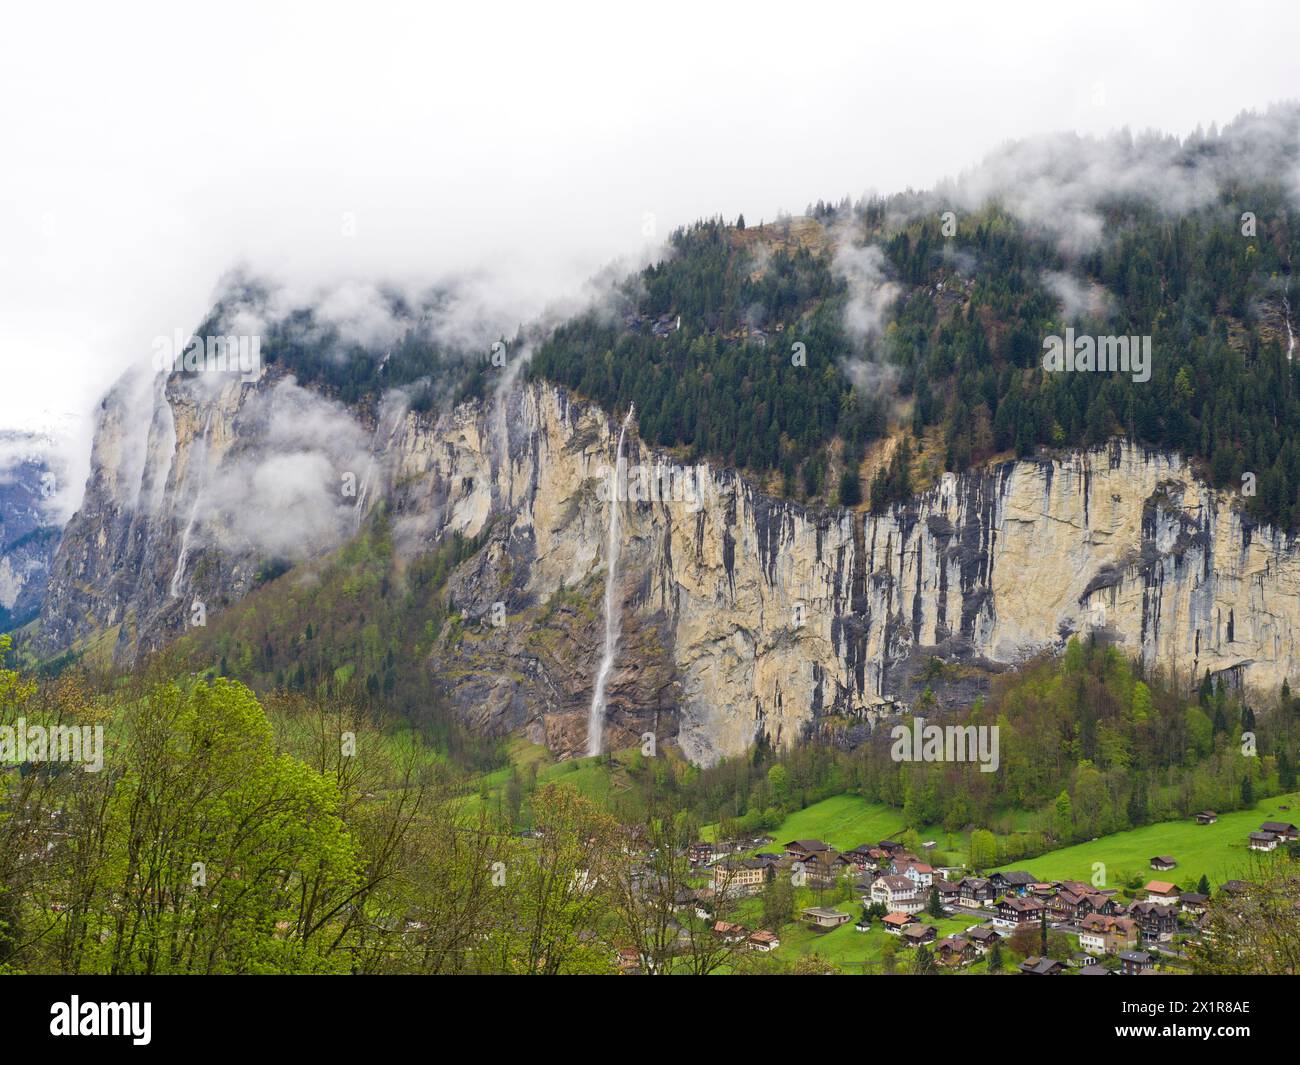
[1129,902,1177,943]
[1195,811,1218,825]
[965,926,1002,955]
[783,839,831,859]
[1018,956,1064,975]
[988,871,1037,897]
[935,935,976,966]
[1149,855,1177,871]
[957,877,994,908]
[1119,950,1155,975]
[1248,831,1279,852]
[1259,821,1298,841]
[994,896,1045,928]
[901,924,938,948]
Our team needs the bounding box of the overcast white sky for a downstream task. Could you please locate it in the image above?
[3,0,1299,461]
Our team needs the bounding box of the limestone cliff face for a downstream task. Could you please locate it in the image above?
[0,439,61,632]
[36,368,1300,764]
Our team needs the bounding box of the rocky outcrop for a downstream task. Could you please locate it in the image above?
[35,366,1300,764]
[0,435,63,632]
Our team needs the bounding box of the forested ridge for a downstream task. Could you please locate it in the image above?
[531,111,1300,527]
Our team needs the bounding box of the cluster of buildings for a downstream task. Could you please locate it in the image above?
[695,830,1276,974]
[1246,819,1298,852]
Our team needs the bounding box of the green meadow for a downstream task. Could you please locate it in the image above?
[989,792,1300,891]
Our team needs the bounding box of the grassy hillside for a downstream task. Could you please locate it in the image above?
[991,791,1300,891]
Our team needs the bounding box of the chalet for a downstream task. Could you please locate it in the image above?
[1195,810,1218,825]
[935,935,976,967]
[994,897,1045,928]
[1129,902,1177,943]
[783,839,832,860]
[1179,892,1209,915]
[1143,880,1180,903]
[1248,831,1279,852]
[801,907,851,930]
[1078,963,1112,975]
[966,926,1002,955]
[1078,915,1112,955]
[901,924,938,948]
[748,930,780,952]
[1259,821,1299,841]
[877,840,905,855]
[713,921,750,943]
[1149,856,1177,871]
[1048,889,1090,922]
[1079,914,1138,955]
[871,875,923,914]
[687,841,714,864]
[934,879,962,905]
[1018,956,1064,975]
[799,849,842,888]
[988,871,1037,897]
[1119,950,1155,975]
[958,877,995,908]
[712,858,770,898]
[882,912,916,934]
[1081,892,1123,917]
[837,848,873,874]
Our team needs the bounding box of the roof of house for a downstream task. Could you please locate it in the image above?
[1079,963,1111,975]
[882,912,914,927]
[1151,855,1176,864]
[901,924,936,940]
[1001,896,1044,911]
[967,926,1000,941]
[1260,821,1298,832]
[1249,831,1278,841]
[749,930,779,944]
[874,875,916,892]
[935,935,970,951]
[801,907,847,919]
[1144,880,1178,894]
[1179,892,1209,904]
[1119,950,1153,963]
[999,871,1038,885]
[1018,956,1062,974]
[784,839,831,852]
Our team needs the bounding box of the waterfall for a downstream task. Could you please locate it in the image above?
[169,412,213,599]
[586,406,634,757]
[1285,289,1295,362]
